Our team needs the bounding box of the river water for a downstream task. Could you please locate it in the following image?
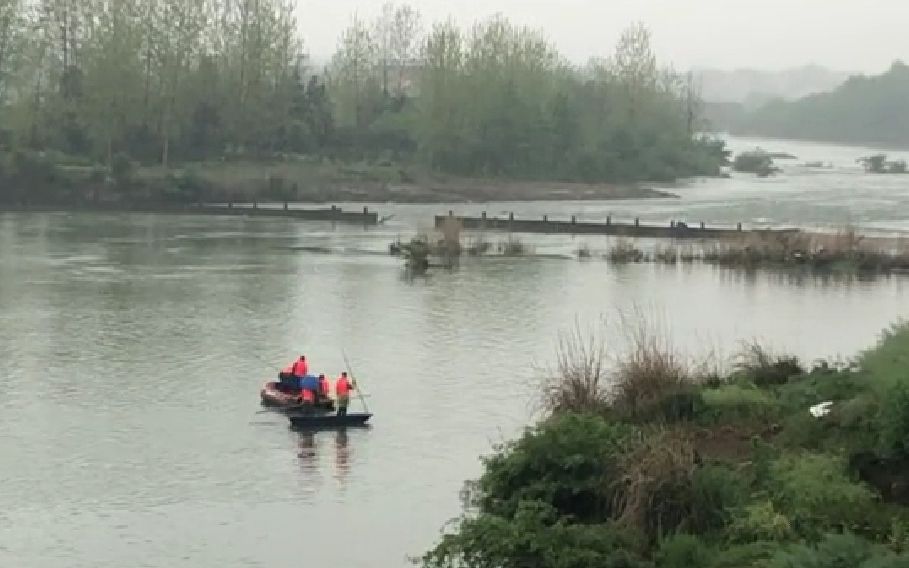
[1,136,909,567]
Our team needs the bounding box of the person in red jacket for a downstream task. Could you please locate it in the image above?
[335,372,355,416]
[318,374,330,403]
[291,356,309,377]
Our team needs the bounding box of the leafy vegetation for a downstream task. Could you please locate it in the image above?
[733,149,779,177]
[0,2,727,204]
[728,61,909,148]
[421,322,909,567]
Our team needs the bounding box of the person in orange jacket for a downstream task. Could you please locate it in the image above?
[318,374,331,403]
[291,355,309,377]
[335,372,355,416]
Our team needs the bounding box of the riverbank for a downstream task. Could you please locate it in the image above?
[422,321,909,567]
[137,160,678,203]
[0,151,677,206]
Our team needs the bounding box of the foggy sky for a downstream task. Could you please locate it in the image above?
[296,0,907,73]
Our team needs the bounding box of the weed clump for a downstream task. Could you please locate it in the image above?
[608,239,647,263]
[734,342,803,386]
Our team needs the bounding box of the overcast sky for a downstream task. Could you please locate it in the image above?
[296,0,906,73]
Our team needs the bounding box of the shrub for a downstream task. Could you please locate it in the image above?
[734,342,803,386]
[768,453,878,538]
[611,326,691,422]
[877,379,909,458]
[477,413,637,522]
[654,245,679,264]
[700,383,779,424]
[541,321,610,415]
[421,501,651,568]
[710,542,779,568]
[766,532,904,568]
[608,239,646,263]
[726,500,796,544]
[687,464,749,534]
[859,322,909,388]
[655,534,712,568]
[614,428,698,540]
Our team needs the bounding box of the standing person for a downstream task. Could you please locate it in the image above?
[335,372,354,417]
[318,374,331,404]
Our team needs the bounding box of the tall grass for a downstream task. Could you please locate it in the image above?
[734,341,803,386]
[541,315,695,423]
[611,322,692,421]
[540,320,610,415]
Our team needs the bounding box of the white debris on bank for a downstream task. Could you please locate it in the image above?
[810,401,834,418]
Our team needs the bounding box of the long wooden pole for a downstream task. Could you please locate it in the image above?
[342,349,370,414]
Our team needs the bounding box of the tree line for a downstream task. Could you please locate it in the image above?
[0,1,726,190]
[709,61,909,149]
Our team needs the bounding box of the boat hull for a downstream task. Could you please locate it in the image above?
[260,382,335,411]
[287,413,373,430]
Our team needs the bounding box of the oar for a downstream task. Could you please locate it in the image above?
[342,349,370,414]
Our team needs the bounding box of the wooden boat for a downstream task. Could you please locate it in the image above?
[260,381,335,411]
[287,412,373,430]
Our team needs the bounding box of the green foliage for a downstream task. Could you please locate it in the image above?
[655,534,713,568]
[766,532,906,568]
[735,61,909,147]
[768,453,878,538]
[0,6,724,202]
[726,500,796,544]
[861,323,909,390]
[688,465,749,534]
[423,324,909,568]
[877,379,909,458]
[477,414,636,522]
[422,501,651,568]
[700,383,779,424]
[734,343,803,387]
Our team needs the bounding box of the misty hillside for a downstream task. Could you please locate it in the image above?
[731,61,909,147]
[695,65,850,105]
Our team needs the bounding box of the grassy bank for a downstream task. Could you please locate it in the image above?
[137,159,676,203]
[421,322,909,567]
[0,150,674,207]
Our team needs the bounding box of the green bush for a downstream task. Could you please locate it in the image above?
[734,343,803,387]
[860,323,909,389]
[877,379,909,458]
[477,414,637,522]
[768,453,878,538]
[726,500,796,544]
[766,532,904,568]
[709,542,779,568]
[421,500,651,568]
[655,534,712,568]
[687,464,749,534]
[699,383,779,424]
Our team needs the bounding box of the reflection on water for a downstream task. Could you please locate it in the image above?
[297,430,318,473]
[295,428,358,487]
[335,429,351,482]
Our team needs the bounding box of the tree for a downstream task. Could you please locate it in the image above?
[389,3,421,97]
[330,14,379,142]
